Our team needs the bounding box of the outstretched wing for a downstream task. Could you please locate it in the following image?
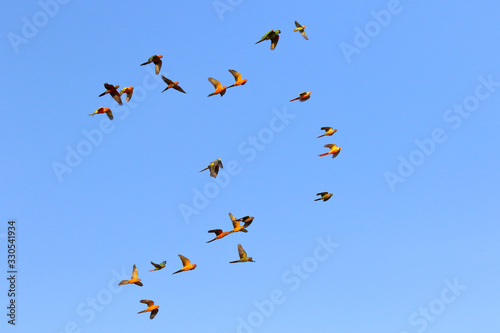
[150,308,158,319]
[132,264,138,279]
[105,110,113,120]
[317,192,328,196]
[229,213,239,228]
[237,244,247,259]
[140,299,154,306]
[324,144,335,149]
[321,127,332,131]
[208,77,221,89]
[208,229,223,236]
[294,21,302,28]
[178,254,190,267]
[228,69,242,82]
[162,75,173,85]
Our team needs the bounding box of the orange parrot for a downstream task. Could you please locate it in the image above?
[317,127,337,138]
[118,264,143,286]
[228,213,254,234]
[318,144,341,159]
[206,229,230,243]
[88,107,113,120]
[99,83,123,105]
[140,55,163,75]
[172,254,196,274]
[207,77,226,97]
[290,91,311,102]
[227,69,247,88]
[137,300,159,320]
[119,86,134,102]
[161,75,186,93]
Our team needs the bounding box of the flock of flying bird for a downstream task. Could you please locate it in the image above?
[87,21,341,320]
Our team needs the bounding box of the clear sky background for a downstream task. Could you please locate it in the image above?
[1,1,500,332]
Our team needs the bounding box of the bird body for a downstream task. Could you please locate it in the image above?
[315,192,333,202]
[293,21,308,40]
[317,127,337,138]
[99,83,123,105]
[255,30,281,50]
[172,254,196,274]
[118,264,143,286]
[227,69,247,88]
[228,213,254,234]
[138,300,159,320]
[149,260,166,272]
[318,144,341,158]
[200,158,223,178]
[140,55,163,74]
[207,78,226,97]
[206,229,230,243]
[290,91,311,102]
[230,244,255,263]
[119,86,134,102]
[89,107,113,120]
[161,75,186,93]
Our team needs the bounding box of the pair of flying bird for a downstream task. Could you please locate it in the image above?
[317,127,341,159]
[255,21,308,50]
[208,70,247,97]
[207,213,254,243]
[88,84,134,120]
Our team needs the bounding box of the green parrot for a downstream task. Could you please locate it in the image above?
[149,261,166,272]
[255,30,281,50]
[315,192,333,202]
[230,244,255,263]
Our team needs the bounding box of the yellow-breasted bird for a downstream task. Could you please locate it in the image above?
[172,255,196,274]
[200,158,223,178]
[118,264,143,286]
[207,77,226,97]
[318,144,341,159]
[315,192,333,202]
[317,127,337,138]
[293,21,308,40]
[137,300,159,320]
[228,213,254,234]
[89,107,113,120]
[119,87,134,102]
[227,69,247,88]
[290,91,311,102]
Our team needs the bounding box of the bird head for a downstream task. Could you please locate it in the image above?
[275,30,281,34]
[248,257,255,262]
[192,264,197,269]
[242,79,248,85]
[158,54,163,58]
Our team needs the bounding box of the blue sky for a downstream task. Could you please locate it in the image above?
[1,1,500,332]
